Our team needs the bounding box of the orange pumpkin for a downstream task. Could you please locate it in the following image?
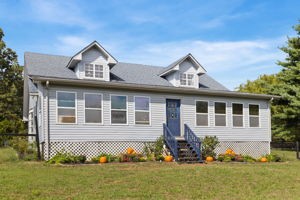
[164,155,173,162]
[127,147,135,154]
[260,157,268,162]
[99,156,107,163]
[225,148,234,155]
[206,156,214,162]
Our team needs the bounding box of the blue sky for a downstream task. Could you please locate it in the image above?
[0,0,299,90]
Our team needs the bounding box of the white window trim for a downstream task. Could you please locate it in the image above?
[84,62,105,80]
[110,94,128,125]
[248,103,260,128]
[232,102,244,128]
[195,100,209,127]
[56,91,77,125]
[213,101,227,127]
[83,92,103,125]
[134,96,151,126]
[179,73,195,87]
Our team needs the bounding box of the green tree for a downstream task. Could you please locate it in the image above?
[271,23,300,141]
[237,23,300,142]
[0,28,26,145]
[236,74,279,94]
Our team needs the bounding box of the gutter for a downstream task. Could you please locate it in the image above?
[45,80,50,159]
[30,75,280,100]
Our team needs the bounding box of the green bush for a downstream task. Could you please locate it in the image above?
[47,151,86,164]
[201,136,219,159]
[10,137,37,160]
[243,155,256,162]
[265,153,281,162]
[119,153,145,162]
[143,136,165,161]
[91,153,118,163]
[0,147,19,163]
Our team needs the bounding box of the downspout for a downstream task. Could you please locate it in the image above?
[268,97,274,154]
[45,81,50,159]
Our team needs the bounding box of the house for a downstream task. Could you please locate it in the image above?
[23,41,274,161]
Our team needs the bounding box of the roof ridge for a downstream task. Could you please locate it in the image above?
[118,61,164,68]
[24,51,71,58]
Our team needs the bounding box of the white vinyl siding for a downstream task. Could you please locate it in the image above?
[249,104,260,127]
[84,93,102,124]
[196,101,208,126]
[46,86,271,142]
[134,96,150,125]
[56,91,76,124]
[214,102,226,126]
[110,95,127,125]
[232,103,244,127]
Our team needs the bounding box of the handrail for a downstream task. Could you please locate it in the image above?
[163,123,178,161]
[184,124,202,161]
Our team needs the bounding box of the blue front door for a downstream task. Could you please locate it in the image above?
[166,99,181,136]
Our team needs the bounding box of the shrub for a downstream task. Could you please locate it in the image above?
[47,151,86,164]
[143,136,165,161]
[217,154,225,162]
[201,136,219,159]
[10,137,37,160]
[155,155,164,161]
[264,153,281,162]
[0,147,18,163]
[119,153,144,162]
[223,155,232,162]
[243,155,256,162]
[234,154,244,162]
[91,153,118,163]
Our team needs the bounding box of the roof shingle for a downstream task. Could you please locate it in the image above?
[24,52,228,91]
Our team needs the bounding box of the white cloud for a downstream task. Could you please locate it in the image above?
[53,34,286,90]
[27,0,96,30]
[55,36,91,55]
[111,37,285,89]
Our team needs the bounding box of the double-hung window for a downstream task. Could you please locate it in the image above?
[196,101,208,126]
[135,96,150,125]
[84,63,104,79]
[214,102,226,126]
[180,73,194,86]
[111,95,127,124]
[249,104,259,127]
[84,93,102,124]
[232,103,243,127]
[57,91,76,124]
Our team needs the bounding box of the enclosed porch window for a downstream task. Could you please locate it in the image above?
[111,95,127,124]
[249,104,259,127]
[134,96,150,125]
[196,101,208,126]
[214,102,226,126]
[57,91,76,124]
[84,93,102,124]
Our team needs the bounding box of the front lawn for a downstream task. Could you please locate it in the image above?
[0,150,299,200]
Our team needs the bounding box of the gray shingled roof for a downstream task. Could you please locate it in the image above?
[24,52,228,91]
[110,62,172,86]
[159,54,188,75]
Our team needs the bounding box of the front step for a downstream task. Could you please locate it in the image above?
[166,139,201,163]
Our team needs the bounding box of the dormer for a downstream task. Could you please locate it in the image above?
[159,54,206,88]
[67,41,117,81]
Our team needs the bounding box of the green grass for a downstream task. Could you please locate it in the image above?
[0,147,18,163]
[0,150,299,200]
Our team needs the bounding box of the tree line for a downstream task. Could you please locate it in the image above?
[237,23,300,142]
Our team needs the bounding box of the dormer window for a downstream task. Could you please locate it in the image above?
[84,63,104,79]
[180,73,194,86]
